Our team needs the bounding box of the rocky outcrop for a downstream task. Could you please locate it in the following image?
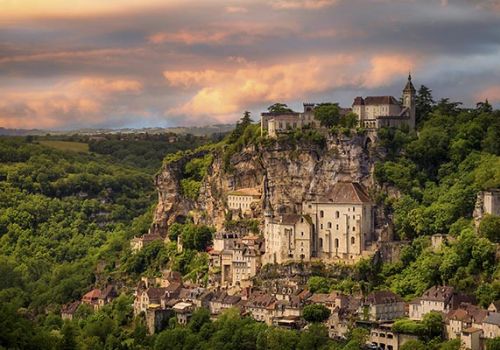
[153,133,378,234]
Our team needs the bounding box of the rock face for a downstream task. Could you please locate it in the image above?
[153,134,377,234]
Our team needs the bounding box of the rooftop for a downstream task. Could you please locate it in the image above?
[314,182,371,204]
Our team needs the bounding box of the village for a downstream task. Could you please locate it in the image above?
[61,75,500,350]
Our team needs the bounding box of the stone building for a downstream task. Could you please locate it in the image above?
[263,181,375,264]
[209,233,264,287]
[409,285,474,321]
[360,290,406,322]
[473,189,500,222]
[260,103,318,138]
[227,187,261,214]
[352,74,416,130]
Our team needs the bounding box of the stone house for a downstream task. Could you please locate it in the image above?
[409,286,474,320]
[81,289,102,311]
[482,312,500,339]
[209,291,241,315]
[445,304,488,340]
[61,300,81,321]
[245,292,277,325]
[460,327,482,350]
[98,285,118,308]
[360,290,405,322]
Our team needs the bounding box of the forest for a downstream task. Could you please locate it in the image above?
[0,88,499,350]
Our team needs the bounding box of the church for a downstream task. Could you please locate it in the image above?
[262,182,376,264]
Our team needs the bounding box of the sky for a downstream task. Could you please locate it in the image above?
[1,0,500,130]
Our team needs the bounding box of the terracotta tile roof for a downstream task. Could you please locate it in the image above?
[364,96,399,105]
[316,182,371,204]
[82,289,101,302]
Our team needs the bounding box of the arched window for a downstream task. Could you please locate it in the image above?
[319,238,323,248]
[351,237,355,245]
[327,222,332,228]
[335,211,340,219]
[320,210,324,218]
[334,238,339,248]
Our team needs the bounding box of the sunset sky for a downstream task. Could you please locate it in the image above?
[1,0,500,130]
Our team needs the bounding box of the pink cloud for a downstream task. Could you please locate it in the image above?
[148,31,229,45]
[271,0,339,9]
[0,77,143,129]
[163,55,356,121]
[225,6,248,13]
[475,85,500,103]
[363,54,417,88]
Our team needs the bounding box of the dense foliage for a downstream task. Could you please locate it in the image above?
[373,93,500,301]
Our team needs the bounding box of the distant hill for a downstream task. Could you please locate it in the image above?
[0,124,235,137]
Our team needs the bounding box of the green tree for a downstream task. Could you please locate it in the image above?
[416,85,435,126]
[314,103,341,128]
[487,338,500,350]
[297,323,330,350]
[302,304,331,323]
[267,103,293,114]
[479,214,500,243]
[401,339,426,350]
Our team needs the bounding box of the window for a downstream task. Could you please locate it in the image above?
[327,222,332,228]
[335,211,339,218]
[319,238,323,248]
[336,224,339,230]
[351,237,355,245]
[352,226,356,231]
[353,207,355,212]
[335,238,339,248]
[320,210,324,218]
[320,224,323,229]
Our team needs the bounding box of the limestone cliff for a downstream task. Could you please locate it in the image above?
[153,133,378,234]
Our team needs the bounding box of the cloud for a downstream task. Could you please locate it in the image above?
[476,85,500,103]
[225,6,248,13]
[0,77,143,129]
[163,55,357,121]
[271,0,339,9]
[363,55,416,88]
[148,31,229,45]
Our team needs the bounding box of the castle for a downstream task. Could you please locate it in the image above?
[260,74,416,137]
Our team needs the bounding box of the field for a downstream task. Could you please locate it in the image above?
[38,140,89,153]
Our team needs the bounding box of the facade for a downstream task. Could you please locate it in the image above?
[260,103,317,138]
[360,291,406,322]
[209,233,264,287]
[263,182,374,264]
[227,188,261,214]
[474,189,500,222]
[482,312,500,339]
[352,74,416,131]
[409,286,474,320]
[369,324,419,350]
[445,304,488,340]
[61,301,81,321]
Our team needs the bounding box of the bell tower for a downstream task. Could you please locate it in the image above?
[403,73,416,130]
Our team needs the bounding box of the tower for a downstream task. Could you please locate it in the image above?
[403,73,416,130]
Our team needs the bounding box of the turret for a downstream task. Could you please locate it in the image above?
[402,73,416,130]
